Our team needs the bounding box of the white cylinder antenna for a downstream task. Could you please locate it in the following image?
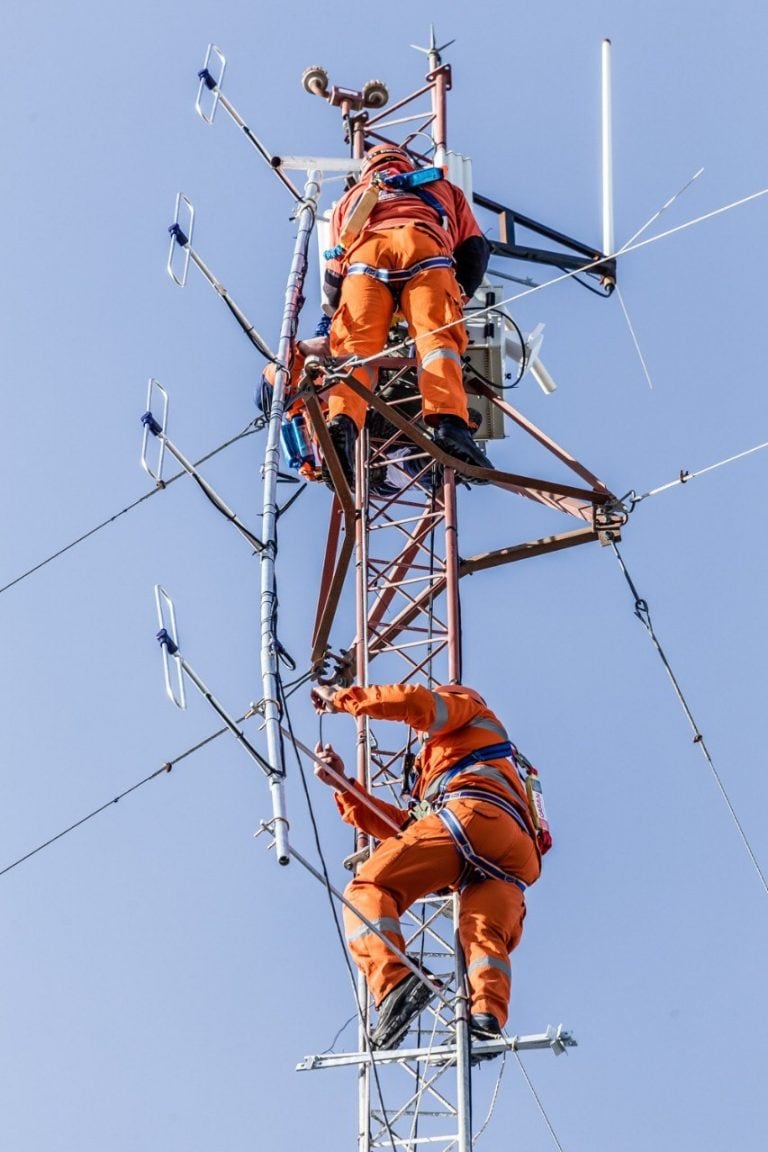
[601,38,614,256]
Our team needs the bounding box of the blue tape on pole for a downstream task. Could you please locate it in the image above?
[156,628,179,655]
[141,411,163,437]
[197,68,217,91]
[168,223,189,246]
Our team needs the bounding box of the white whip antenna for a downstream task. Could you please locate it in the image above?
[601,38,615,257]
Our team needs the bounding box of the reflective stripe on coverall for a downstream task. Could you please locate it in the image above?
[328,225,470,429]
[332,684,542,1027]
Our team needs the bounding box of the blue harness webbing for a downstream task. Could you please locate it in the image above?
[412,186,447,221]
[437,804,527,893]
[345,254,453,283]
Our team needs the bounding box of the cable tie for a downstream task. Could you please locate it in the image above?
[680,469,690,484]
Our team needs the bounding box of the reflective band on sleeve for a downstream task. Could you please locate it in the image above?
[346,916,403,944]
[428,691,450,735]
[467,954,511,979]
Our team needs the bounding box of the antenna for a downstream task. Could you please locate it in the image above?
[411,24,456,70]
[601,38,615,258]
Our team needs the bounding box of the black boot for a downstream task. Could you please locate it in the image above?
[322,415,357,491]
[371,971,434,1050]
[469,1013,503,1064]
[432,415,494,478]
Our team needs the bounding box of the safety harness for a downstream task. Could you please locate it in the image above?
[408,741,551,893]
[324,166,448,265]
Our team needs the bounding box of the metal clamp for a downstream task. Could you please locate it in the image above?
[167,193,194,287]
[141,378,169,482]
[154,585,186,709]
[195,44,226,124]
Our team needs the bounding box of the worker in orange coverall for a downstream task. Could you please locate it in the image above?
[321,143,493,489]
[311,681,543,1051]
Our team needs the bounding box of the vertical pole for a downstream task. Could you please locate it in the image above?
[430,51,448,170]
[601,38,615,258]
[432,55,471,1148]
[259,171,322,864]
[454,893,473,1152]
[444,471,462,684]
[354,429,373,1152]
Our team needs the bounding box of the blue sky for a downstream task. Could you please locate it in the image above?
[3,2,767,1149]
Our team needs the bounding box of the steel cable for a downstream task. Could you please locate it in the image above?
[610,539,768,896]
[0,420,262,598]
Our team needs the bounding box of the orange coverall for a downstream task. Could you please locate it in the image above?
[331,684,541,1028]
[324,178,489,430]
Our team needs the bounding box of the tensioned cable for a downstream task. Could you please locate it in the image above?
[0,715,249,879]
[628,440,768,507]
[0,419,263,598]
[335,182,768,373]
[513,1052,567,1152]
[610,538,768,896]
[618,166,705,253]
[615,284,655,391]
[0,677,322,884]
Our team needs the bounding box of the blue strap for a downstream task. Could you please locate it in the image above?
[437,806,527,892]
[413,186,447,221]
[434,741,518,791]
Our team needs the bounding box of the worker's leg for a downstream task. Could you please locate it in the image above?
[328,237,395,429]
[343,814,462,1007]
[400,265,469,426]
[459,879,525,1028]
[450,800,540,1027]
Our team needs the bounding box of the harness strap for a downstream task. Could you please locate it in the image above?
[443,787,531,837]
[344,255,453,283]
[423,740,518,801]
[412,186,447,222]
[437,805,527,893]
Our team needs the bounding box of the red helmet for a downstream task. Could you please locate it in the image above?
[361,144,414,177]
[435,684,486,706]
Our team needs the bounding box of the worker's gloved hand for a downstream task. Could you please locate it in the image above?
[313,742,349,789]
[311,684,339,713]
